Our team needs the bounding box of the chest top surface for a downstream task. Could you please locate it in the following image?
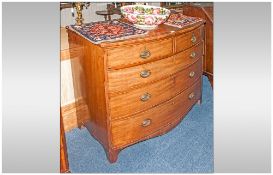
[67,18,205,48]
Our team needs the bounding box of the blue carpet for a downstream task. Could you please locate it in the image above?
[65,75,213,173]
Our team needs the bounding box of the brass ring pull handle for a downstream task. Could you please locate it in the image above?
[190,51,196,58]
[188,92,195,100]
[140,50,151,59]
[142,119,151,127]
[140,92,151,102]
[191,34,197,43]
[189,71,195,78]
[140,70,151,78]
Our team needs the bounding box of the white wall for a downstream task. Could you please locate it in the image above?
[61,60,75,105]
[60,2,160,27]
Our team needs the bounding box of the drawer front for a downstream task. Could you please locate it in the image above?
[107,42,203,93]
[107,38,173,69]
[111,78,202,148]
[109,58,202,120]
[175,25,204,53]
[108,55,175,93]
[175,41,203,68]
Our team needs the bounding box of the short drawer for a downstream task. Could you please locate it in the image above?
[111,78,202,148]
[107,38,173,69]
[175,25,204,53]
[109,58,202,120]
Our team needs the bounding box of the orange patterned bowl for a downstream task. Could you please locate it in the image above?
[120,5,171,30]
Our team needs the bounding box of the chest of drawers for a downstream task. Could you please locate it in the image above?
[67,20,205,163]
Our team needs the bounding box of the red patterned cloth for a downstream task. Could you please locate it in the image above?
[165,13,203,28]
[68,20,148,44]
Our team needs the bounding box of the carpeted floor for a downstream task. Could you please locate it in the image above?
[65,75,213,173]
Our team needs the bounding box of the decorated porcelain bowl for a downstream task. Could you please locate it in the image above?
[120,5,171,30]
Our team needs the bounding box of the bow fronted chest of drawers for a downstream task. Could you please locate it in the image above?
[67,20,205,163]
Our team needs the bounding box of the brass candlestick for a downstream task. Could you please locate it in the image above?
[72,2,90,26]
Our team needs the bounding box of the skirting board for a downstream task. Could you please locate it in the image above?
[61,98,90,132]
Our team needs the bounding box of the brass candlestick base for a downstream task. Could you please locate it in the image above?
[74,2,84,26]
[73,2,90,26]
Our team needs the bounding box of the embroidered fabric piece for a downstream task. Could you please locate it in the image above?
[68,20,148,44]
[165,13,203,28]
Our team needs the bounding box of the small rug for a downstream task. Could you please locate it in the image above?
[165,13,203,28]
[65,75,213,173]
[68,20,148,44]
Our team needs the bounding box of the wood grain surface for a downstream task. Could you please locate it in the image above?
[109,57,202,120]
[107,41,203,93]
[175,25,204,53]
[60,111,70,173]
[111,79,202,148]
[107,37,173,69]
[66,19,205,163]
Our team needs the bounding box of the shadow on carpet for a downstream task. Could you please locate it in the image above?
[65,75,213,173]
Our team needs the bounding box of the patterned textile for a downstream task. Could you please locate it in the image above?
[68,20,148,44]
[165,13,203,28]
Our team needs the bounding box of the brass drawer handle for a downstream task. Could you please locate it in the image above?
[140,49,151,59]
[191,34,197,43]
[189,71,195,78]
[140,70,151,78]
[140,92,151,102]
[190,51,196,58]
[188,92,195,99]
[142,119,151,127]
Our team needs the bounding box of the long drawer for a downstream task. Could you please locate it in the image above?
[107,38,173,69]
[175,41,203,66]
[111,78,202,148]
[109,58,202,120]
[107,41,203,93]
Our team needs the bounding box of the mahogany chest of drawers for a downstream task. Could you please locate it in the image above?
[67,20,205,163]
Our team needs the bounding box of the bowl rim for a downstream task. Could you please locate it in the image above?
[122,13,170,18]
[120,4,171,16]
